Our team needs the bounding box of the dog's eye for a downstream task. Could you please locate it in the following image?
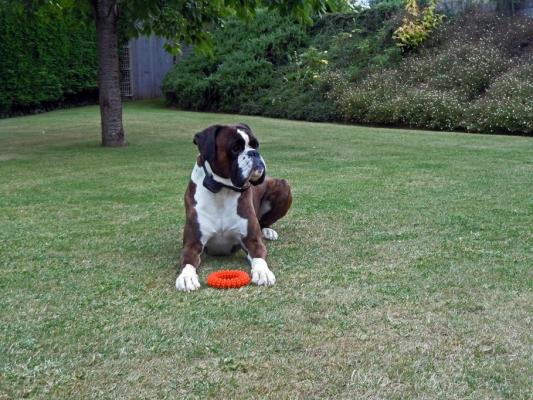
[232,144,242,153]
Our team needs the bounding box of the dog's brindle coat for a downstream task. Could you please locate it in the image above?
[176,124,292,291]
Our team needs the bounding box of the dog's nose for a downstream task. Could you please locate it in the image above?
[247,150,260,158]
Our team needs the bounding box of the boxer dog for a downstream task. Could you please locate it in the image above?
[176,123,292,292]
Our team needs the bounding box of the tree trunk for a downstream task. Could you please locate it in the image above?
[93,0,126,147]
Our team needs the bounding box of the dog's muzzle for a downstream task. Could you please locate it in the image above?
[248,150,265,182]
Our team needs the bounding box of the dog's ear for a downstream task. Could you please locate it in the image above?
[193,125,221,163]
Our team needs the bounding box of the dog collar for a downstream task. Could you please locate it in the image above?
[202,164,249,193]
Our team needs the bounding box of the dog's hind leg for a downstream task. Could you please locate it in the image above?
[258,178,292,240]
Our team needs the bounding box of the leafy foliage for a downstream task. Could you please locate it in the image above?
[329,13,533,133]
[0,1,97,116]
[119,0,337,55]
[1,0,336,119]
[392,0,444,49]
[163,5,402,120]
[162,11,308,112]
[465,58,533,134]
[165,8,532,134]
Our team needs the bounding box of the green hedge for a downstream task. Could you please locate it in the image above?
[0,2,97,116]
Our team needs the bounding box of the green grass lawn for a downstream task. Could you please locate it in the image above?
[1,100,532,399]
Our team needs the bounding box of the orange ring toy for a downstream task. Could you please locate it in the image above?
[206,270,251,289]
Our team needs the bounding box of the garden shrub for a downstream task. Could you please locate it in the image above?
[162,10,308,114]
[243,77,340,121]
[393,0,444,49]
[388,89,464,130]
[163,6,403,121]
[0,2,98,116]
[392,41,509,100]
[163,7,532,134]
[466,59,533,134]
[328,12,533,133]
[211,52,276,113]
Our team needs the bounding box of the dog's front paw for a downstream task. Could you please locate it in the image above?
[262,228,278,241]
[251,258,276,286]
[176,265,201,292]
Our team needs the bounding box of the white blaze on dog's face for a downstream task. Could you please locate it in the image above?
[235,128,266,184]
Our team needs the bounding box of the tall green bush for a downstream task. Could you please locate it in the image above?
[0,2,97,116]
[163,6,403,121]
[162,11,308,113]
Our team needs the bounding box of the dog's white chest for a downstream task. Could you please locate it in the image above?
[192,165,248,255]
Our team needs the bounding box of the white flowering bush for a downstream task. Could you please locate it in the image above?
[327,12,533,134]
[401,41,509,100]
[466,60,533,134]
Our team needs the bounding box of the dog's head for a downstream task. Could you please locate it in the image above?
[193,123,266,187]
